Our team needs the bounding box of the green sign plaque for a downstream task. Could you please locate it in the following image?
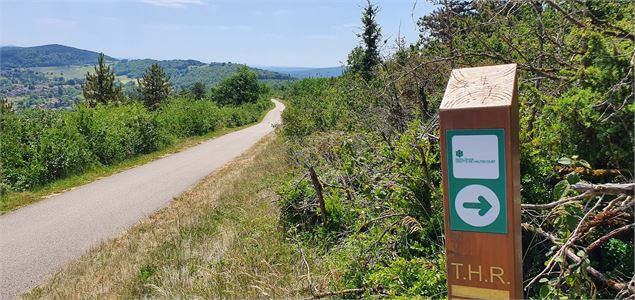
[446,128,507,234]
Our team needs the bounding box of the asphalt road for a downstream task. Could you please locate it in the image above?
[0,99,285,299]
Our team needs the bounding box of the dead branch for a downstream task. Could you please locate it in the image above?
[308,287,374,299]
[308,166,328,225]
[357,213,407,233]
[299,247,315,296]
[586,223,635,253]
[526,195,604,291]
[522,190,594,210]
[523,223,635,295]
[571,182,634,196]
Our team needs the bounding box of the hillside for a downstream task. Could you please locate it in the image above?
[0,44,117,68]
[114,60,293,88]
[0,45,293,109]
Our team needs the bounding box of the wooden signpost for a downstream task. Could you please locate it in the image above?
[439,64,523,299]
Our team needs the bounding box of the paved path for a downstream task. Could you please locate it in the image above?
[0,99,285,299]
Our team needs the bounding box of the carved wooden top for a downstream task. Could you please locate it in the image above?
[440,64,517,109]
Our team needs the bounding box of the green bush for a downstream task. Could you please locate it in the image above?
[1,110,93,189]
[156,98,222,138]
[0,97,273,193]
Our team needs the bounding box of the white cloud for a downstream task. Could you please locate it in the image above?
[140,0,203,8]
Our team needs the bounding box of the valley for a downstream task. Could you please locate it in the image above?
[0,44,341,110]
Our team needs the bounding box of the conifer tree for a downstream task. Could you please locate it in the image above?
[347,0,382,81]
[191,81,206,100]
[137,64,171,110]
[82,53,123,107]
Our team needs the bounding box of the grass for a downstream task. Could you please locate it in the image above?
[0,103,273,213]
[28,65,94,80]
[24,133,318,299]
[27,65,134,84]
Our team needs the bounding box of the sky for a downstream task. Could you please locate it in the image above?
[0,0,436,68]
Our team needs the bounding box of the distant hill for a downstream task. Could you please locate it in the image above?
[256,66,345,79]
[0,44,117,68]
[0,44,294,110]
[114,59,293,88]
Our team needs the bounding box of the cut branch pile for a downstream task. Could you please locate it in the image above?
[522,182,634,297]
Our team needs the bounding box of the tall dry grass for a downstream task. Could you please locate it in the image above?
[24,133,319,299]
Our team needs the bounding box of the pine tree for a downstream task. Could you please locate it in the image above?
[191,81,206,100]
[82,53,123,107]
[348,0,382,81]
[137,64,171,110]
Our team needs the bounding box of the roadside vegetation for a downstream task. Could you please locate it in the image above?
[6,1,634,299]
[274,1,633,298]
[0,61,273,212]
[24,134,313,299]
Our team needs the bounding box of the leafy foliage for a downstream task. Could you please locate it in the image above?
[275,1,633,298]
[191,81,206,100]
[0,97,272,193]
[212,66,264,106]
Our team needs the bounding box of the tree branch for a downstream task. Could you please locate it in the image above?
[586,223,635,253]
[521,190,594,210]
[571,182,634,196]
[308,166,328,225]
[523,223,635,295]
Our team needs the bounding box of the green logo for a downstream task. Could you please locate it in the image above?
[455,149,464,158]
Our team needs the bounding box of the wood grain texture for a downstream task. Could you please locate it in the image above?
[441,64,517,109]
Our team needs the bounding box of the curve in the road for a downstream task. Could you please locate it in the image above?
[0,99,285,299]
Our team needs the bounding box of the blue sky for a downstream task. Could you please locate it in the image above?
[0,0,435,67]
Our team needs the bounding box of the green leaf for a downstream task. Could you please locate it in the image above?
[540,285,550,298]
[558,157,573,165]
[539,277,549,283]
[578,159,591,169]
[553,180,571,200]
[566,172,580,184]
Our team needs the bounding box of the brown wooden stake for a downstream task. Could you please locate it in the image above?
[439,64,523,299]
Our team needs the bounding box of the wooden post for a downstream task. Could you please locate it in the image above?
[439,64,523,299]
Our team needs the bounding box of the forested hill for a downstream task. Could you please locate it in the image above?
[0,44,117,68]
[113,59,293,87]
[0,44,294,109]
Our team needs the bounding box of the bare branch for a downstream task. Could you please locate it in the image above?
[523,223,635,295]
[308,166,328,225]
[571,182,635,196]
[522,190,594,210]
[586,223,635,253]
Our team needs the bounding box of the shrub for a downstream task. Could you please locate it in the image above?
[0,97,273,193]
